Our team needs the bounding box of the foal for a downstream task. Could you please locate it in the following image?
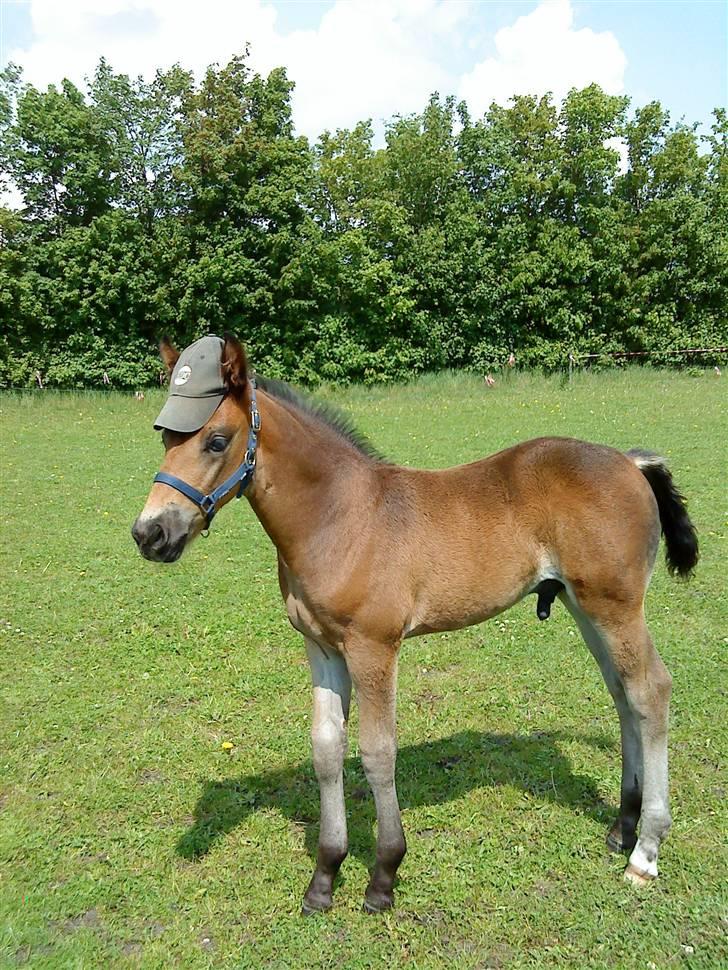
[133,334,698,914]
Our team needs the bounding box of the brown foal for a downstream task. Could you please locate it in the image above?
[133,334,698,914]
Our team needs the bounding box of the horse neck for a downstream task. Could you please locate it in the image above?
[245,390,374,568]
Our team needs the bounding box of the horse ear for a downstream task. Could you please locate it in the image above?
[221,332,249,395]
[159,336,180,378]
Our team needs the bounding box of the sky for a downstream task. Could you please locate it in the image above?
[0,0,726,143]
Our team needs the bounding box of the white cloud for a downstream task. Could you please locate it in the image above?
[12,0,279,94]
[7,0,468,140]
[459,0,627,118]
[5,0,627,148]
[278,1,467,138]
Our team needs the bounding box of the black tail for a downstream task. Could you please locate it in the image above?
[627,449,699,578]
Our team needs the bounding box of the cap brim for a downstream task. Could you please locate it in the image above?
[153,393,225,433]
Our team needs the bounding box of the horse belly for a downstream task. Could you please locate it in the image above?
[402,556,536,638]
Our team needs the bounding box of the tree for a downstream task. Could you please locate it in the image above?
[2,72,114,234]
[89,60,193,230]
[0,53,726,388]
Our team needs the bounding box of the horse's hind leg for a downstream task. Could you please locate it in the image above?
[563,594,672,882]
[302,639,352,914]
[562,596,643,853]
[621,634,672,885]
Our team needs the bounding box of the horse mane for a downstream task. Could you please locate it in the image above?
[256,376,387,463]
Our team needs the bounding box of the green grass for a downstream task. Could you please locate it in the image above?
[1,368,726,969]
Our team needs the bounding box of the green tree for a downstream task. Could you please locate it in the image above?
[89,60,193,231]
[2,72,114,234]
[0,52,726,388]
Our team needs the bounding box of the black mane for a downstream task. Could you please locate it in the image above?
[256,377,386,463]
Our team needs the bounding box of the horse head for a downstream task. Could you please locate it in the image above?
[132,333,255,562]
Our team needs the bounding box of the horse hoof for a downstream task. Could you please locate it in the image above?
[606,829,636,854]
[362,893,393,914]
[301,895,332,916]
[606,831,624,853]
[624,864,656,888]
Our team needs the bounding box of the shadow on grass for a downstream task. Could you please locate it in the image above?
[177,730,616,867]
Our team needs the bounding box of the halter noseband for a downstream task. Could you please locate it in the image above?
[153,379,261,528]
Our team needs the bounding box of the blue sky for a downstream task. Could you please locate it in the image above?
[576,1,726,131]
[1,0,725,138]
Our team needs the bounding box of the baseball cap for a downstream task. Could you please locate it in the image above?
[154,335,226,433]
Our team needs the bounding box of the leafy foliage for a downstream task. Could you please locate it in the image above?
[0,55,726,387]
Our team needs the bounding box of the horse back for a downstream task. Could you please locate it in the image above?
[374,436,660,637]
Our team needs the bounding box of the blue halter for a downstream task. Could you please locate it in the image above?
[153,380,261,528]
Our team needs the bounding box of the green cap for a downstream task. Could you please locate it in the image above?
[154,335,226,433]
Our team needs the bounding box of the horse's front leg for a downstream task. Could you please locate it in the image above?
[302,638,351,915]
[347,639,406,913]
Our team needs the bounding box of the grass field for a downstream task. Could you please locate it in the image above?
[1,368,726,969]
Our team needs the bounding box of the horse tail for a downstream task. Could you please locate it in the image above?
[627,449,699,578]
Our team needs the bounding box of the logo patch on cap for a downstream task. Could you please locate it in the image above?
[174,365,192,386]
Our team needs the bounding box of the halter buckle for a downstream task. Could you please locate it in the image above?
[251,407,261,432]
[200,495,216,516]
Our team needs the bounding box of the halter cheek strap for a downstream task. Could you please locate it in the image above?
[153,380,261,528]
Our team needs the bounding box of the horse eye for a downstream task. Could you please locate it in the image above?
[208,436,228,454]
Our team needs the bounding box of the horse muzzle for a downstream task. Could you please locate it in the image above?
[131,506,195,563]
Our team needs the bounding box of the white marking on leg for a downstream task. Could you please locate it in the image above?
[562,587,671,881]
[627,843,658,879]
[625,661,671,881]
[560,586,644,822]
[305,640,351,862]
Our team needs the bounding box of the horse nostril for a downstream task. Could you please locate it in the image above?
[148,522,165,547]
[131,519,167,551]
